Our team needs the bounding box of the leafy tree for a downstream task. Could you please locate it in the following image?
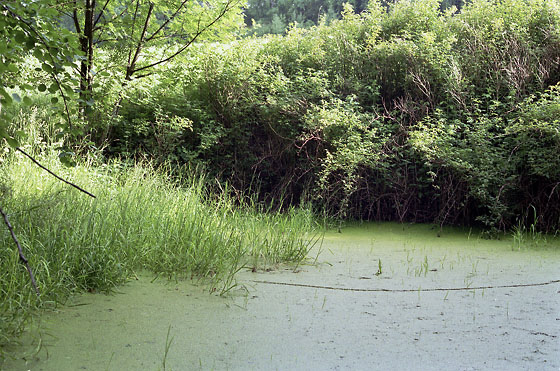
[0,0,244,147]
[113,0,559,232]
[0,0,81,149]
[63,0,243,111]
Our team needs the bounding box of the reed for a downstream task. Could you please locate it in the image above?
[0,148,318,351]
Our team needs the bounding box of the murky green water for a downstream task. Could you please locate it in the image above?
[3,223,559,370]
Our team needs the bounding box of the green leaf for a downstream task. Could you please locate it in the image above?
[33,49,43,60]
[42,63,53,73]
[6,136,19,148]
[23,96,33,105]
[51,97,59,104]
[25,37,35,50]
[1,94,13,106]
[71,127,84,136]
[38,84,47,92]
[59,151,76,167]
[15,31,26,44]
[63,85,74,95]
[0,127,18,147]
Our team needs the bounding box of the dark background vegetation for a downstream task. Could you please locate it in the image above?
[243,0,465,35]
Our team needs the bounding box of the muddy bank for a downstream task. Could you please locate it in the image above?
[3,223,559,370]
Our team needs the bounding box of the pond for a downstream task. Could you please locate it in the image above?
[3,223,559,370]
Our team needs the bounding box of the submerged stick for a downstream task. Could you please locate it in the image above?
[17,148,96,198]
[251,279,560,292]
[0,205,40,296]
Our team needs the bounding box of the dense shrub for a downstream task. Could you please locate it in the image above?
[0,149,317,349]
[99,0,560,232]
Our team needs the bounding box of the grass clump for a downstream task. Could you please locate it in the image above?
[0,148,318,351]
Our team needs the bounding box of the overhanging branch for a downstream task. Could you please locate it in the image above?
[17,148,96,199]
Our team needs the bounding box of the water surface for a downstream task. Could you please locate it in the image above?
[4,223,559,370]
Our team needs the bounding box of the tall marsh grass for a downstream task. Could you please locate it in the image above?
[0,148,318,350]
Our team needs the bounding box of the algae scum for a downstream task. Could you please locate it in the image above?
[3,223,559,370]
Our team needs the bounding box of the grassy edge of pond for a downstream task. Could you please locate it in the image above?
[0,149,320,354]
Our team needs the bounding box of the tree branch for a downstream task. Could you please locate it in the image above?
[126,0,142,70]
[16,148,96,199]
[0,205,40,297]
[1,3,75,129]
[93,1,132,32]
[93,0,111,28]
[144,0,190,43]
[73,0,82,35]
[127,1,154,79]
[132,0,235,75]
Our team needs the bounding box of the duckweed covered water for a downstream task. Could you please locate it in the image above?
[3,223,559,370]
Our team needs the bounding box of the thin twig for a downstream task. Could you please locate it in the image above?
[131,0,237,75]
[144,0,190,43]
[16,148,96,198]
[251,279,560,292]
[0,205,40,297]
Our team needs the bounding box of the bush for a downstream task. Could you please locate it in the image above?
[95,0,560,232]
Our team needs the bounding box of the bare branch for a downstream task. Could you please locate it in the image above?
[17,148,96,199]
[93,1,132,32]
[126,0,142,69]
[0,205,40,297]
[73,0,82,34]
[127,1,154,79]
[93,0,111,28]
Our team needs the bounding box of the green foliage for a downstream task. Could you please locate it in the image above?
[2,0,559,351]
[0,0,81,147]
[243,0,469,36]
[100,0,560,232]
[1,0,245,155]
[508,85,560,179]
[303,98,387,217]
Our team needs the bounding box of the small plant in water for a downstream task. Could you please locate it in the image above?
[161,325,174,371]
[512,222,525,250]
[376,259,382,276]
[512,206,547,249]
